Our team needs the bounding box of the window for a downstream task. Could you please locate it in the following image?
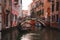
[37,11,39,15]
[34,4,36,8]
[5,10,10,26]
[0,0,1,3]
[14,0,18,2]
[32,5,34,9]
[56,2,59,11]
[39,10,41,15]
[39,9,44,15]
[52,15,55,22]
[48,0,51,2]
[31,12,35,18]
[0,6,2,13]
[4,0,6,6]
[39,2,41,5]
[48,0,54,2]
[40,1,44,6]
[9,0,12,6]
[14,0,18,5]
[41,9,44,14]
[40,9,44,15]
[52,4,54,12]
[42,3,43,7]
[21,0,22,3]
[15,15,17,20]
[0,15,2,22]
[56,14,58,22]
[0,23,2,30]
[6,10,10,14]
[41,0,44,3]
[5,14,8,26]
[36,2,39,7]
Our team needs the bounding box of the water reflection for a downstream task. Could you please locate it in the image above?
[2,27,60,40]
[18,28,60,40]
[21,33,40,40]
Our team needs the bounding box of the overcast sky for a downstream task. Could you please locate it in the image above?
[22,0,32,10]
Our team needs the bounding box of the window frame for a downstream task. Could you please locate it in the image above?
[56,2,59,11]
[0,6,2,13]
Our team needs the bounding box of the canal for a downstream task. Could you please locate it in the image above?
[2,27,60,40]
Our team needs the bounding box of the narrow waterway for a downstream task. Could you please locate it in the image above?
[2,27,60,40]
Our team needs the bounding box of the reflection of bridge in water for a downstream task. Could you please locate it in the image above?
[2,27,60,40]
[2,28,18,40]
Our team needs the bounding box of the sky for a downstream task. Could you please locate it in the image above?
[22,0,32,10]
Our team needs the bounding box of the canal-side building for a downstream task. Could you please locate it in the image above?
[1,0,12,29]
[30,2,36,18]
[29,0,60,28]
[0,0,2,31]
[30,0,45,19]
[1,0,13,40]
[0,0,2,40]
[47,0,60,28]
[0,0,22,28]
[12,0,22,26]
[1,0,22,40]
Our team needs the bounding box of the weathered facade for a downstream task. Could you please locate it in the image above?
[1,0,22,40]
[29,0,60,28]
[1,0,12,29]
[48,0,60,28]
[12,0,22,26]
[30,0,44,19]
